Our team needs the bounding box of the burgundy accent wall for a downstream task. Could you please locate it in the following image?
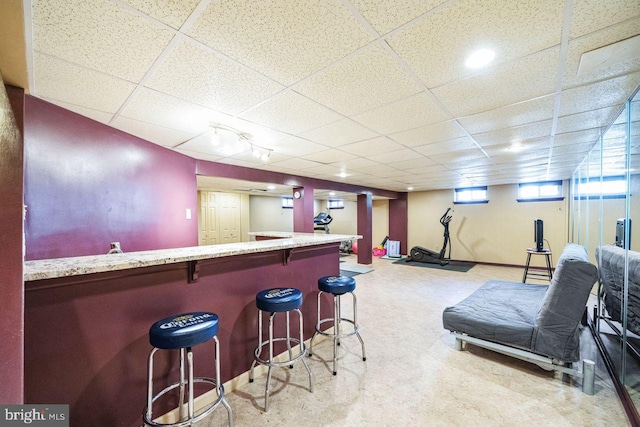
[23,97,198,259]
[389,194,408,255]
[293,186,314,232]
[357,193,373,264]
[24,245,338,427]
[0,84,25,403]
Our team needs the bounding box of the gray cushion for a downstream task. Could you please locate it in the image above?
[533,243,598,361]
[596,244,640,335]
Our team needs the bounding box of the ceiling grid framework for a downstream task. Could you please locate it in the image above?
[18,0,640,196]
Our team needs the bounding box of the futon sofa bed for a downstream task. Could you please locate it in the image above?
[442,243,599,394]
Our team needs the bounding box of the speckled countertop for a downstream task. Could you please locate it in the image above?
[24,232,360,281]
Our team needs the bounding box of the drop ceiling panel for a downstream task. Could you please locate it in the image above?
[388,156,437,170]
[387,0,564,88]
[268,158,323,171]
[559,72,640,116]
[175,147,224,162]
[472,120,553,147]
[269,136,330,156]
[351,93,449,134]
[119,87,234,134]
[293,44,421,116]
[33,53,137,113]
[43,99,114,124]
[564,18,640,89]
[433,47,560,117]
[185,0,373,85]
[556,106,620,134]
[413,137,479,157]
[111,116,195,147]
[121,0,199,30]
[33,0,174,82]
[300,118,378,147]
[429,148,491,168]
[303,149,359,164]
[331,157,380,171]
[239,91,343,134]
[458,95,555,135]
[339,136,406,156]
[390,120,466,147]
[569,0,640,40]
[367,148,423,163]
[351,0,445,35]
[146,39,285,115]
[554,128,602,146]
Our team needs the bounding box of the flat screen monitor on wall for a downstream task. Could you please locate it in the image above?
[615,218,632,250]
[534,219,544,252]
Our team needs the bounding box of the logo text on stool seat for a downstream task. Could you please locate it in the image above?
[160,313,213,329]
[265,288,295,299]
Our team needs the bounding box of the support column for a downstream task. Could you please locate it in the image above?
[389,194,408,255]
[0,82,25,403]
[293,186,314,233]
[357,193,372,265]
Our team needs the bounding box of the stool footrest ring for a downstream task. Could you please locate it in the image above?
[253,338,307,367]
[143,378,226,427]
[315,318,360,339]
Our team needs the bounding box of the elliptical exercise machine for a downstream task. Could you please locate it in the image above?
[408,208,452,266]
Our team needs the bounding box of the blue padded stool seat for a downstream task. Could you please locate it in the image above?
[143,311,233,427]
[149,312,219,350]
[256,288,303,313]
[318,275,356,295]
[250,287,313,411]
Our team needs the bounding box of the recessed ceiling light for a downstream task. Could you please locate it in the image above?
[465,48,496,69]
[407,187,414,191]
[506,142,525,152]
[267,185,276,190]
[336,172,350,178]
[329,192,336,196]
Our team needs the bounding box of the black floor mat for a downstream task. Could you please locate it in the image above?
[393,257,475,272]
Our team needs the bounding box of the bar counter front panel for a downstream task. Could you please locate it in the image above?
[24,235,354,427]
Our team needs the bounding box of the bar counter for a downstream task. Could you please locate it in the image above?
[24,232,360,427]
[24,232,359,281]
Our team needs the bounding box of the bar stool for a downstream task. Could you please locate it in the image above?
[309,275,366,375]
[143,312,233,427]
[249,287,314,411]
[522,248,553,283]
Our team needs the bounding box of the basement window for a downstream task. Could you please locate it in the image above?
[454,186,488,204]
[327,199,344,209]
[518,180,563,202]
[575,176,627,199]
[282,196,293,209]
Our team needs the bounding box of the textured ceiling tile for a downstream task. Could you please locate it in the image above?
[554,129,601,146]
[351,0,446,35]
[551,141,595,157]
[368,148,423,163]
[146,40,284,115]
[570,0,640,39]
[432,47,560,117]
[304,149,359,164]
[293,44,421,116]
[413,136,479,157]
[339,137,406,156]
[121,0,200,29]
[390,120,466,147]
[351,93,449,134]
[564,18,640,89]
[186,0,373,85]
[268,135,331,156]
[33,0,174,82]
[483,139,550,157]
[34,53,136,113]
[119,87,234,134]
[111,116,195,147]
[472,120,553,147]
[388,0,564,88]
[458,95,556,135]
[429,148,491,167]
[558,71,640,116]
[299,118,378,147]
[332,157,381,171]
[239,91,343,134]
[388,156,437,170]
[43,99,114,125]
[556,106,620,134]
[175,147,224,162]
